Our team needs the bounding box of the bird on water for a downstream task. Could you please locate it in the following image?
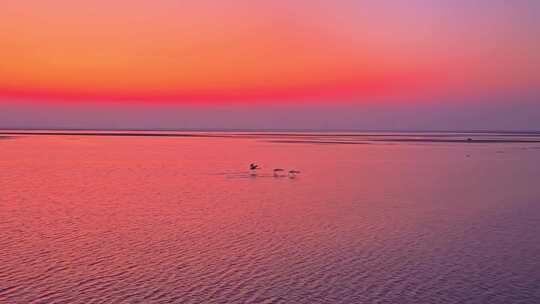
[273,168,285,177]
[288,170,301,178]
[249,163,259,176]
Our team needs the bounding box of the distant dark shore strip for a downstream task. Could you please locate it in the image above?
[2,132,540,144]
[0,132,225,138]
[371,138,540,143]
[267,139,540,144]
[247,132,540,138]
[265,140,370,145]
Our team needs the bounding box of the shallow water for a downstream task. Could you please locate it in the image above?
[1,132,540,303]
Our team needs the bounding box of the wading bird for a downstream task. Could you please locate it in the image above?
[249,163,259,176]
[273,168,285,177]
[288,170,301,178]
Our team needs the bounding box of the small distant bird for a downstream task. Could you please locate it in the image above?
[273,168,285,177]
[467,138,473,142]
[288,170,301,178]
[249,163,260,176]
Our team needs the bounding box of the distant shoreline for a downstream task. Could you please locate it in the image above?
[1,128,540,134]
[2,130,540,144]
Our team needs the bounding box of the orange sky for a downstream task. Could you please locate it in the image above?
[1,0,539,103]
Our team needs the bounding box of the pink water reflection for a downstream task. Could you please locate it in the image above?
[1,133,540,303]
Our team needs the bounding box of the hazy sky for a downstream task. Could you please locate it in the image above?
[1,0,539,130]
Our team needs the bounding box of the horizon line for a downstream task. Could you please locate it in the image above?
[1,127,540,134]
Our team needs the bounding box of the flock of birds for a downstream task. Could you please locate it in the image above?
[249,163,300,178]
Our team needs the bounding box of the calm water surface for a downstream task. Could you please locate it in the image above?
[1,132,540,303]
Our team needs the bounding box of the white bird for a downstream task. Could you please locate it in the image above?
[273,168,285,177]
[288,170,301,178]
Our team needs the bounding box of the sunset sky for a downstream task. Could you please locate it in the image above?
[1,0,539,130]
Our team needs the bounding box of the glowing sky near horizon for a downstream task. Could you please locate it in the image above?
[1,1,539,129]
[2,0,539,101]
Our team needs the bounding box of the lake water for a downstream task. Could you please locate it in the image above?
[1,132,540,303]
